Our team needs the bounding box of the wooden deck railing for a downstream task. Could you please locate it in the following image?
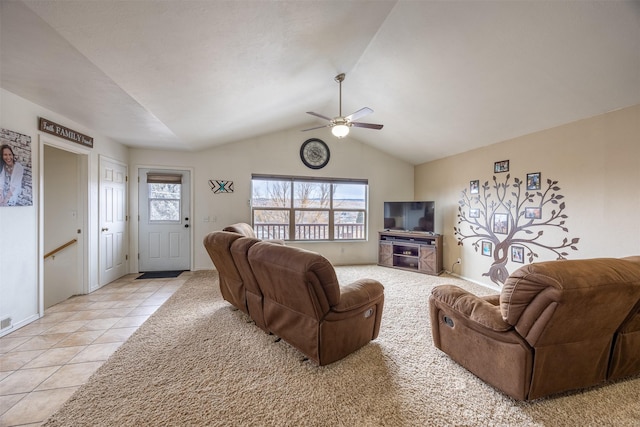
[254,224,364,240]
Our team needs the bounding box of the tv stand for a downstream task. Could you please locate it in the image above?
[378,231,443,275]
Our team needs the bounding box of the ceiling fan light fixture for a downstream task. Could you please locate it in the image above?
[303,73,383,137]
[332,124,350,138]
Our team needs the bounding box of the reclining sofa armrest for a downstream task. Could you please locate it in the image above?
[333,279,384,313]
[431,285,511,332]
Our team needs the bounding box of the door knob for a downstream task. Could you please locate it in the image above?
[101,227,109,232]
[184,224,189,228]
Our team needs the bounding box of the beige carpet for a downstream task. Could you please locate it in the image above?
[45,266,640,426]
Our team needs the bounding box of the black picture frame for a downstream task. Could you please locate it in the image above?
[482,241,492,257]
[494,160,509,173]
[524,206,542,219]
[469,208,480,218]
[524,207,542,219]
[470,180,479,194]
[526,172,541,190]
[493,213,508,234]
[511,246,524,263]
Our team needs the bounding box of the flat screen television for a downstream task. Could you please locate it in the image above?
[383,201,435,233]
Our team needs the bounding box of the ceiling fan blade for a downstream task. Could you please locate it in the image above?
[351,122,384,130]
[306,111,332,121]
[302,124,330,132]
[345,107,373,122]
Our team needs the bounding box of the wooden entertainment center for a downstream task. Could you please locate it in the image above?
[378,230,443,275]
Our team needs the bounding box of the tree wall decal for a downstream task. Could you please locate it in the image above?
[454,174,580,285]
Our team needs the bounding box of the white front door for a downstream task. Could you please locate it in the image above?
[99,157,128,286]
[138,168,191,272]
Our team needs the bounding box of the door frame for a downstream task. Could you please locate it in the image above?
[131,165,194,273]
[38,135,90,315]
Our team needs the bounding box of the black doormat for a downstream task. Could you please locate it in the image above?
[136,270,186,280]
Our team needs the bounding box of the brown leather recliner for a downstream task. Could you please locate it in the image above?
[203,231,247,314]
[609,255,640,381]
[248,241,385,366]
[429,256,640,400]
[229,236,268,332]
[203,230,274,332]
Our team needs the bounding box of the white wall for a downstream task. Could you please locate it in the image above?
[415,104,640,288]
[129,129,415,270]
[0,89,128,336]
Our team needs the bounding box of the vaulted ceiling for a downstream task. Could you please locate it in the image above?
[2,0,639,165]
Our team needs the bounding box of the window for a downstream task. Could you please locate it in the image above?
[251,175,368,241]
[147,173,182,222]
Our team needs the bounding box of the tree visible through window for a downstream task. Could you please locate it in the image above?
[148,183,181,222]
[251,175,367,241]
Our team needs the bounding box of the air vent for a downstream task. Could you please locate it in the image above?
[0,317,12,330]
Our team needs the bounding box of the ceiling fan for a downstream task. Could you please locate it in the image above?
[302,73,383,138]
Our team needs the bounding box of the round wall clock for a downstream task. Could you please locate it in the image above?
[300,138,330,169]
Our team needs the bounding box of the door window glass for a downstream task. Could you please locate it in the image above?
[148,183,181,222]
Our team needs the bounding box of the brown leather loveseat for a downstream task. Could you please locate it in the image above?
[204,226,385,365]
[429,256,640,400]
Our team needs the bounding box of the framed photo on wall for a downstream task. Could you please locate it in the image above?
[511,246,524,263]
[470,180,479,194]
[1,128,33,207]
[525,207,542,219]
[469,208,480,218]
[482,241,492,257]
[494,160,509,173]
[526,172,541,190]
[493,213,508,234]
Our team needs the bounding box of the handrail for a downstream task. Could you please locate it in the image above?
[44,239,77,260]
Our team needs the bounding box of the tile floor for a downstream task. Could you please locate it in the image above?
[0,272,188,427]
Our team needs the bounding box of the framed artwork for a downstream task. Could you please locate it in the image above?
[470,180,479,194]
[482,241,492,257]
[526,172,541,190]
[511,246,524,263]
[494,160,509,173]
[469,208,480,218]
[493,213,508,234]
[525,207,542,219]
[209,180,234,194]
[1,128,33,207]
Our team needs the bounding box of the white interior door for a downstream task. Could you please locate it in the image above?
[99,157,128,286]
[138,168,191,272]
[43,145,84,308]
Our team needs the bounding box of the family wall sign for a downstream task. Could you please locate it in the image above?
[39,117,93,148]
